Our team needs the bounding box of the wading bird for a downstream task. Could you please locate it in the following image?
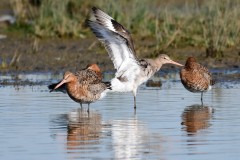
[180,57,214,104]
[87,7,183,109]
[50,64,111,112]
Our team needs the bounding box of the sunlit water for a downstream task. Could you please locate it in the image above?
[0,71,240,160]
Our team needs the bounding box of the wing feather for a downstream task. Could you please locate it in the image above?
[87,7,139,73]
[75,69,101,85]
[195,63,214,85]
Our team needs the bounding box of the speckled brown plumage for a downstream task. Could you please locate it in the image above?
[51,64,111,111]
[180,57,214,103]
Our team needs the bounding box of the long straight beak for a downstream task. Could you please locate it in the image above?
[50,79,66,92]
[170,60,184,67]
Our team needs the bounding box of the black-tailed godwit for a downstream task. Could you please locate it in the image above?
[180,57,214,103]
[50,64,111,112]
[87,7,183,109]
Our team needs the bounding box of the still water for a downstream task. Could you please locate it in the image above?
[0,71,240,160]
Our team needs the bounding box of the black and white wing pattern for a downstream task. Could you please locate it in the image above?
[87,7,140,77]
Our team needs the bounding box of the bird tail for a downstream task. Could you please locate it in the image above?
[104,82,112,90]
[48,83,57,91]
[210,78,216,86]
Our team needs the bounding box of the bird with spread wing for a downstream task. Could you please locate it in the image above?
[87,7,183,109]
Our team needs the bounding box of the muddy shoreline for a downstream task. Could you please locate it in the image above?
[0,36,239,75]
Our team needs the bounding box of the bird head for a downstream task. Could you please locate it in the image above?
[52,71,75,91]
[185,57,197,66]
[87,64,101,73]
[157,54,183,67]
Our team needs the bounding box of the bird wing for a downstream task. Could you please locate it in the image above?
[88,83,107,95]
[87,7,139,74]
[195,63,214,85]
[75,69,101,85]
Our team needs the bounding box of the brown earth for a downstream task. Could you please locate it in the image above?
[0,35,239,74]
[0,35,239,86]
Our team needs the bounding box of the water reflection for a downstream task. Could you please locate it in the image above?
[50,109,165,159]
[111,118,164,159]
[2,72,240,160]
[181,104,214,134]
[50,109,102,151]
[66,109,102,150]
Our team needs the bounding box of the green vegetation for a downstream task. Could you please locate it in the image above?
[7,0,240,58]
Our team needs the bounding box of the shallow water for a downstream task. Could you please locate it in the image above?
[0,72,240,160]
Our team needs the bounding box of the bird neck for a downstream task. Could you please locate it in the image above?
[153,58,163,71]
[185,62,194,70]
[66,77,78,90]
[145,58,163,72]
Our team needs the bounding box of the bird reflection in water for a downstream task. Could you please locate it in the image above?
[66,109,102,150]
[181,104,214,134]
[50,110,164,159]
[111,118,164,159]
[50,108,103,151]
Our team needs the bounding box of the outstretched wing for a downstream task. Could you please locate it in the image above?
[87,7,139,73]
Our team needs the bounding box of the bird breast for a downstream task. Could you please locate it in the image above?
[66,83,100,103]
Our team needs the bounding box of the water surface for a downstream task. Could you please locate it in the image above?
[0,72,240,160]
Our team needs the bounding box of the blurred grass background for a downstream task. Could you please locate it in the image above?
[3,0,239,58]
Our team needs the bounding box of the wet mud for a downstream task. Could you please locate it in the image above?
[0,36,239,86]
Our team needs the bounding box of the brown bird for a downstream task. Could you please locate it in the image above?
[180,57,214,103]
[48,64,103,93]
[50,64,111,112]
[87,7,183,109]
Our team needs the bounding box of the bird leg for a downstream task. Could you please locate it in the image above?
[87,103,90,113]
[133,89,137,110]
[134,96,136,110]
[201,92,203,106]
[80,103,83,110]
